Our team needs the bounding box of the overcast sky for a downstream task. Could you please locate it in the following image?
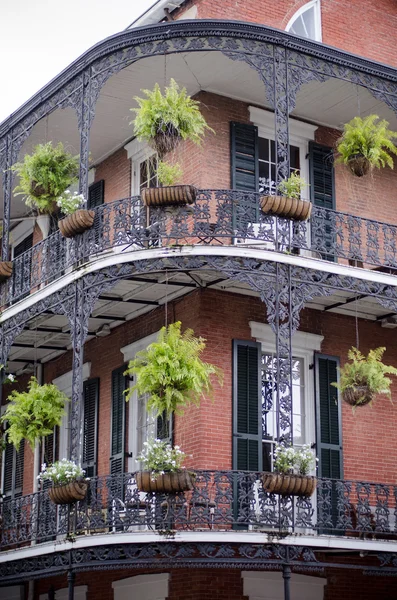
[0,0,155,123]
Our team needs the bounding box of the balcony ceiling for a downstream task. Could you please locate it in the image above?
[4,50,397,219]
[7,266,394,373]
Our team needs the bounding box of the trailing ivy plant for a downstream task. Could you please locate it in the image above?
[332,347,397,406]
[130,79,214,159]
[125,321,223,416]
[278,172,308,200]
[1,377,68,451]
[12,142,79,213]
[336,115,397,171]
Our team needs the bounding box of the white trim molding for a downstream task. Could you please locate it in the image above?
[120,331,159,362]
[249,106,317,145]
[243,571,326,600]
[286,0,322,43]
[250,322,323,353]
[40,586,87,600]
[112,573,170,600]
[53,363,91,397]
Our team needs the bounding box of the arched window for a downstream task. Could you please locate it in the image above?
[286,0,322,42]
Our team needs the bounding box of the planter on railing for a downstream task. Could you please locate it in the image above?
[58,209,95,238]
[136,470,195,493]
[262,472,316,497]
[48,480,88,505]
[260,195,312,221]
[141,185,196,207]
[0,262,13,282]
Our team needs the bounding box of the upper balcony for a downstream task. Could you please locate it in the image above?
[0,20,397,312]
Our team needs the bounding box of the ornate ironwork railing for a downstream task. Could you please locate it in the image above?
[3,190,397,306]
[1,471,396,550]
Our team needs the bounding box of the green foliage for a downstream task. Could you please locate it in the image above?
[1,377,68,451]
[336,115,397,170]
[130,79,214,158]
[124,321,223,416]
[278,172,308,200]
[157,161,183,186]
[12,142,79,213]
[332,347,397,406]
[138,438,186,476]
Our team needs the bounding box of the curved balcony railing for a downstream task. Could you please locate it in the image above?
[3,190,397,306]
[1,471,396,551]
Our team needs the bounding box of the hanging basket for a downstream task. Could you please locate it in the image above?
[136,470,195,493]
[141,185,196,207]
[262,472,316,497]
[342,385,373,407]
[58,209,95,238]
[48,480,88,505]
[0,262,13,282]
[29,180,51,198]
[260,195,312,221]
[151,125,181,158]
[347,155,371,177]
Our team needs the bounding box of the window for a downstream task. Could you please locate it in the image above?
[112,574,169,600]
[125,138,158,196]
[258,137,300,196]
[286,0,322,42]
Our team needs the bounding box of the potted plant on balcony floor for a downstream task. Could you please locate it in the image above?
[12,142,79,214]
[332,346,397,408]
[56,190,95,238]
[262,444,317,497]
[130,78,213,207]
[336,115,397,177]
[38,459,88,504]
[124,321,223,493]
[260,172,312,221]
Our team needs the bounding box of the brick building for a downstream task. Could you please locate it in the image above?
[1,0,397,598]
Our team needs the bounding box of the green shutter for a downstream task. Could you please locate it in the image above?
[231,122,259,192]
[233,340,262,472]
[110,367,126,476]
[309,142,335,261]
[88,180,105,209]
[3,436,25,499]
[82,378,99,478]
[315,354,343,479]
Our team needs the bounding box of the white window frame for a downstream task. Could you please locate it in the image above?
[124,138,157,197]
[286,0,322,43]
[39,586,87,600]
[112,573,169,600]
[243,571,326,600]
[249,321,323,455]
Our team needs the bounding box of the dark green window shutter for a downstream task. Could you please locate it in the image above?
[3,436,25,499]
[233,340,262,472]
[82,378,99,478]
[13,233,33,258]
[315,354,343,479]
[88,180,105,209]
[309,143,335,260]
[231,122,259,192]
[110,367,127,476]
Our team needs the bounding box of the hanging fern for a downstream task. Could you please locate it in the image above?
[336,115,397,170]
[1,377,68,451]
[124,321,223,416]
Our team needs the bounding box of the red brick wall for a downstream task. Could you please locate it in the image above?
[174,0,397,68]
[93,148,131,204]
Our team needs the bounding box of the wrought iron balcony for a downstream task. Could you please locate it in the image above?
[3,190,397,306]
[1,471,396,551]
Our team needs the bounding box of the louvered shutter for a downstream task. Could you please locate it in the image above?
[3,438,14,497]
[82,378,99,478]
[3,437,24,499]
[88,180,105,209]
[14,441,24,498]
[13,233,33,258]
[233,340,262,472]
[231,122,259,192]
[110,367,126,476]
[309,142,335,260]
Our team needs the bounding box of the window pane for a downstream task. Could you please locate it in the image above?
[290,145,300,170]
[289,7,316,40]
[259,137,269,162]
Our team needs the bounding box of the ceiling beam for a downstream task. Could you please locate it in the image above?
[98,295,159,306]
[11,343,69,351]
[376,312,397,321]
[323,294,368,312]
[127,276,196,288]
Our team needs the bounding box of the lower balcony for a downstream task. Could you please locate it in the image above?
[1,471,396,552]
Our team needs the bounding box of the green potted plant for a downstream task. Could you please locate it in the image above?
[336,115,397,177]
[135,438,194,493]
[125,321,222,493]
[11,142,79,213]
[56,190,95,238]
[260,172,311,221]
[1,376,68,452]
[262,444,317,497]
[38,459,88,505]
[332,346,397,408]
[130,79,213,207]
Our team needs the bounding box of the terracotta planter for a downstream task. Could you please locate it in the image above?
[141,185,196,207]
[262,472,316,497]
[48,480,88,505]
[136,470,195,493]
[58,209,95,238]
[348,155,371,177]
[0,262,13,282]
[342,385,373,407]
[260,195,312,221]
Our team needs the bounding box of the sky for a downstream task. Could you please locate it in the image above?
[0,0,155,123]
